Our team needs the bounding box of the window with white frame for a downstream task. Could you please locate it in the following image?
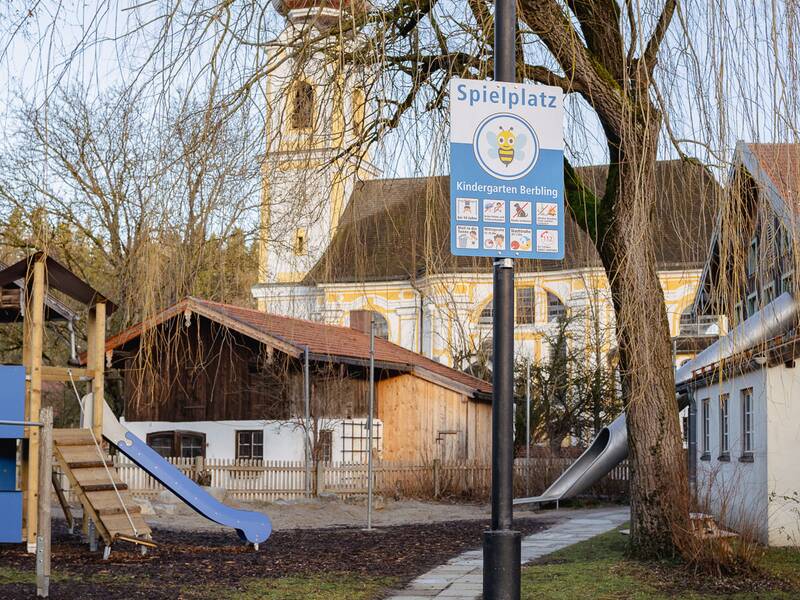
[719,394,729,456]
[781,223,792,255]
[762,282,775,306]
[741,388,754,456]
[747,238,758,275]
[236,430,264,460]
[746,292,758,317]
[782,271,794,295]
[702,398,710,457]
[734,302,744,324]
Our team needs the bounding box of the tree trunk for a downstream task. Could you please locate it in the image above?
[597,125,689,557]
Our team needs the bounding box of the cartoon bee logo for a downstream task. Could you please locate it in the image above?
[487,126,527,166]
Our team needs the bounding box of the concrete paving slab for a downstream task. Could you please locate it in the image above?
[385,506,629,600]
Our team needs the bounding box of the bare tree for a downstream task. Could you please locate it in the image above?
[2,0,796,559]
[515,312,618,454]
[0,86,262,326]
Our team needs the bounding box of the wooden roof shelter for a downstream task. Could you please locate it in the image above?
[0,252,114,549]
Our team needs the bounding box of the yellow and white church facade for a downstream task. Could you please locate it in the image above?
[252,2,717,368]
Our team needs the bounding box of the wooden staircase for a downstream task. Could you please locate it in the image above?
[53,428,154,554]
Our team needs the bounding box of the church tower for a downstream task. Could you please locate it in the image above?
[256,0,378,297]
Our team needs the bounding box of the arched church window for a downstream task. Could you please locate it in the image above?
[516,287,535,324]
[478,302,493,325]
[350,309,389,340]
[352,88,366,137]
[291,81,314,129]
[372,312,389,340]
[546,291,566,322]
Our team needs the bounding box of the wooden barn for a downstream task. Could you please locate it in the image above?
[102,297,492,464]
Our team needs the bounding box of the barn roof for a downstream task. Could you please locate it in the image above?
[103,297,492,399]
[303,160,717,284]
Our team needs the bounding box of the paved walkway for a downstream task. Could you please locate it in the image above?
[387,506,629,600]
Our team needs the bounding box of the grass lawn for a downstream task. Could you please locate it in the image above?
[521,527,800,599]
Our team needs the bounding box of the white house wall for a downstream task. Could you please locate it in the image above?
[694,368,770,544]
[122,418,382,463]
[765,364,800,545]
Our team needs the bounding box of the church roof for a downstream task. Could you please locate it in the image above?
[304,160,718,284]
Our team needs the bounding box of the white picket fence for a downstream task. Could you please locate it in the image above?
[55,455,629,504]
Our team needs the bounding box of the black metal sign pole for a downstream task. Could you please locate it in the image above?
[482,0,521,595]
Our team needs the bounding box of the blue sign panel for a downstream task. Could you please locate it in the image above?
[0,365,25,439]
[449,79,564,259]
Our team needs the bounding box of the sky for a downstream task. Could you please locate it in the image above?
[0,1,797,183]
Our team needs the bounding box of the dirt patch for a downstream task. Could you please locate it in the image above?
[0,517,552,599]
[623,557,797,597]
[145,497,541,531]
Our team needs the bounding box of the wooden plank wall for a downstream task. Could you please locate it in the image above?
[119,316,371,422]
[377,374,491,463]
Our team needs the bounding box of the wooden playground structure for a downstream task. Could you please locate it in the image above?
[0,252,154,592]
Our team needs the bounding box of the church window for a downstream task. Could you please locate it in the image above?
[547,292,566,322]
[478,303,493,326]
[352,88,366,137]
[422,309,433,356]
[294,228,306,255]
[372,312,389,340]
[291,81,314,129]
[516,287,535,324]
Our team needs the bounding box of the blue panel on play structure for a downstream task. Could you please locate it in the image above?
[0,491,22,542]
[0,365,25,439]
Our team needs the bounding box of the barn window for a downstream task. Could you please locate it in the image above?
[180,433,205,458]
[147,433,174,458]
[291,81,314,129]
[236,430,264,460]
[340,421,382,462]
[516,287,535,324]
[146,431,206,458]
[318,429,333,462]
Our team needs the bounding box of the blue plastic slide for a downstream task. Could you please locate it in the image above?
[95,399,272,546]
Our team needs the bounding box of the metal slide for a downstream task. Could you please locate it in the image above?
[91,399,272,546]
[514,292,799,507]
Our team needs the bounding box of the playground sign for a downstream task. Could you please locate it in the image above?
[449,78,565,259]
